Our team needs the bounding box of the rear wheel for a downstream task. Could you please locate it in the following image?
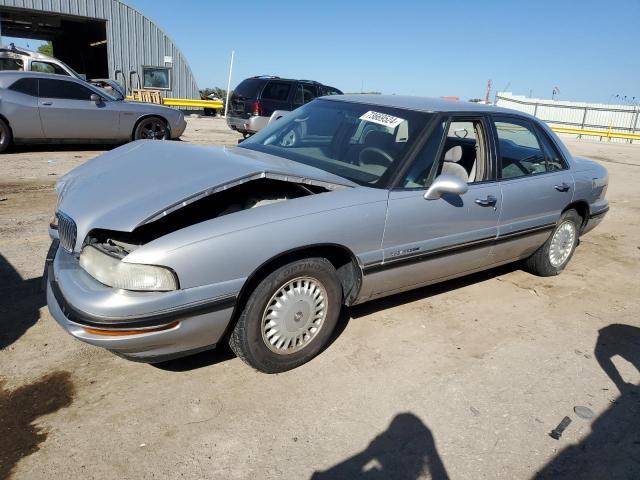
[0,117,12,153]
[229,258,342,373]
[524,209,581,276]
[133,116,169,140]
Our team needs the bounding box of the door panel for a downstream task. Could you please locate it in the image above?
[375,183,502,294]
[1,81,45,139]
[493,172,574,262]
[37,78,120,139]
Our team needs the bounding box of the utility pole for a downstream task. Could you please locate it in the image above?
[484,79,492,104]
[223,50,234,118]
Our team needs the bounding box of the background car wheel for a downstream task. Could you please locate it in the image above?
[134,116,169,140]
[0,117,13,153]
[229,258,343,373]
[523,209,582,276]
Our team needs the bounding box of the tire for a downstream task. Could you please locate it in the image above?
[523,209,582,276]
[0,117,13,153]
[133,116,169,140]
[229,258,343,373]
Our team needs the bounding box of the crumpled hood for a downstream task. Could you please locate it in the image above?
[56,140,355,251]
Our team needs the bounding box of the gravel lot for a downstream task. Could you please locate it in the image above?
[1,117,639,479]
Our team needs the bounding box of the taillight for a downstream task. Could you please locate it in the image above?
[252,100,262,116]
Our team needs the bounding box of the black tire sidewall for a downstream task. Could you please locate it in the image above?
[0,118,12,152]
[134,117,168,140]
[234,258,342,373]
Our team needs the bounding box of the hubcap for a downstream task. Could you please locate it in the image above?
[261,277,328,355]
[549,221,576,267]
[140,120,167,140]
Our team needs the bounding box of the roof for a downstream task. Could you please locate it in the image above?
[324,94,523,115]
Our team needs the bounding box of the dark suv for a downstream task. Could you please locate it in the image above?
[226,76,342,136]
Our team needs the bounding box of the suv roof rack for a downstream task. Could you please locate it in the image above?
[252,75,280,79]
[298,80,321,84]
[0,43,32,56]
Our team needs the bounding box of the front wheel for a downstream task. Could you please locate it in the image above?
[523,209,581,276]
[229,258,342,373]
[133,116,169,140]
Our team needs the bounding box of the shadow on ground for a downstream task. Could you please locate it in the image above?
[536,324,640,479]
[0,371,75,479]
[155,264,520,371]
[310,412,449,480]
[7,143,114,154]
[0,255,45,349]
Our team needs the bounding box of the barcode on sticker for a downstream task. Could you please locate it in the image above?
[359,111,405,129]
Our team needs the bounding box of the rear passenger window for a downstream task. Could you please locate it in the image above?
[537,129,568,172]
[0,58,24,71]
[9,78,38,96]
[293,84,318,104]
[494,118,547,179]
[261,81,291,101]
[39,79,93,100]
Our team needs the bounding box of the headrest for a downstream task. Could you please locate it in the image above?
[443,145,462,162]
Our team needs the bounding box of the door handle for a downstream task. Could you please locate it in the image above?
[40,101,53,106]
[554,182,571,192]
[475,195,497,207]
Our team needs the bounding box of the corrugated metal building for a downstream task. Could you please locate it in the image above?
[0,0,199,99]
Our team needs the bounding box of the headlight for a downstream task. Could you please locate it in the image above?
[79,246,178,291]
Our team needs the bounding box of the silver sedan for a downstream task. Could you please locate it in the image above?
[45,95,609,372]
[0,71,186,152]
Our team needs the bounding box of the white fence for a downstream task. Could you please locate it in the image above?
[495,92,640,143]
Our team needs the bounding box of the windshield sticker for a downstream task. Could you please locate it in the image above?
[359,111,405,129]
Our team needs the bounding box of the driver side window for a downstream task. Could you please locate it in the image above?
[401,117,487,189]
[494,118,546,179]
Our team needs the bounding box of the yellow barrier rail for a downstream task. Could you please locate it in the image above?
[550,126,640,141]
[124,96,223,109]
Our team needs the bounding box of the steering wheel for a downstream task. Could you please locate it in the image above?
[279,128,297,147]
[358,147,393,167]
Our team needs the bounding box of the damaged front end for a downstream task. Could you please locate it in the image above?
[82,175,338,263]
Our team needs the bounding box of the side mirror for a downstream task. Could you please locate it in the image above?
[90,94,102,104]
[424,174,468,200]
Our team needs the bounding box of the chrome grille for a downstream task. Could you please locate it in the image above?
[56,211,77,253]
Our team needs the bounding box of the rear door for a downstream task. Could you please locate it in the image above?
[37,78,120,139]
[492,115,575,262]
[2,77,45,139]
[259,80,293,116]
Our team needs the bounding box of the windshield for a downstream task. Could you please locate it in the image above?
[240,99,432,187]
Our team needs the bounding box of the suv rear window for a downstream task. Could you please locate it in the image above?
[233,78,265,99]
[261,81,291,101]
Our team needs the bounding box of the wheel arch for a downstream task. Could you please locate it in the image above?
[562,200,590,231]
[227,243,363,336]
[0,113,14,140]
[131,114,170,140]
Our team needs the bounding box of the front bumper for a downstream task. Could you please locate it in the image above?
[171,116,187,139]
[226,114,269,134]
[46,242,237,362]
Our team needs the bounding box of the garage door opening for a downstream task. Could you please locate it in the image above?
[0,7,108,79]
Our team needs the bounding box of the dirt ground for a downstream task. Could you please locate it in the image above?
[1,117,639,479]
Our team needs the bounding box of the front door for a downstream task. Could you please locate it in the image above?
[373,116,502,295]
[37,78,120,139]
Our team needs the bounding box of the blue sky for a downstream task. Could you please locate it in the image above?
[5,0,639,102]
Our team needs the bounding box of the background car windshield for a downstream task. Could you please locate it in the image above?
[240,100,431,186]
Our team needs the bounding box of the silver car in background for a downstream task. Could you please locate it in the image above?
[46,96,609,372]
[0,71,186,152]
